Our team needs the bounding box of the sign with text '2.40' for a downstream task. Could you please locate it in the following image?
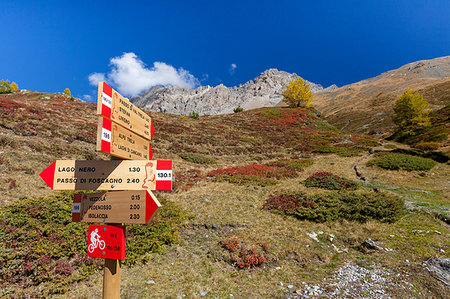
[72,190,161,224]
[39,160,172,190]
[87,224,125,260]
[97,117,152,160]
[98,82,154,140]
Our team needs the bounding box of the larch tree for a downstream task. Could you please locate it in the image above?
[282,77,313,108]
[393,89,431,136]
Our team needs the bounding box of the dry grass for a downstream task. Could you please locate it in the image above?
[1,91,449,297]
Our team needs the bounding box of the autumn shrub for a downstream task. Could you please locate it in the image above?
[220,234,269,269]
[179,152,216,164]
[207,164,297,186]
[0,191,189,296]
[304,172,358,190]
[412,142,440,152]
[172,169,204,191]
[366,152,436,171]
[264,191,406,223]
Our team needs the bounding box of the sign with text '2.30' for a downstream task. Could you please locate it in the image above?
[97,82,154,140]
[72,190,161,224]
[87,224,125,260]
[97,117,152,160]
[39,160,173,191]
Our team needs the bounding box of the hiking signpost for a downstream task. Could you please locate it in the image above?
[72,190,161,224]
[39,82,171,299]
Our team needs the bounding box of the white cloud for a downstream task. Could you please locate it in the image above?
[229,63,237,75]
[88,72,105,86]
[88,52,200,97]
[82,94,93,101]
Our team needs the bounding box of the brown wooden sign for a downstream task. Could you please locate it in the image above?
[96,117,152,160]
[73,190,161,224]
[97,82,154,140]
[40,160,173,191]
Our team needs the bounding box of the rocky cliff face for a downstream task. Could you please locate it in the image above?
[131,69,336,115]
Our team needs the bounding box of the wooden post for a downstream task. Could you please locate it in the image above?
[103,258,121,299]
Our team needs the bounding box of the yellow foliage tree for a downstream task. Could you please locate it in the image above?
[0,79,11,93]
[282,77,313,108]
[63,88,71,97]
[393,89,431,136]
[10,82,18,92]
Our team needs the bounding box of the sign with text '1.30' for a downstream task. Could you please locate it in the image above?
[72,190,161,224]
[39,160,172,190]
[97,82,154,140]
[97,117,152,160]
[87,224,125,260]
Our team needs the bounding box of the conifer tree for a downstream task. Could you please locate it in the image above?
[393,89,431,136]
[10,82,18,92]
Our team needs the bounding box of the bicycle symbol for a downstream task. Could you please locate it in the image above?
[88,228,106,253]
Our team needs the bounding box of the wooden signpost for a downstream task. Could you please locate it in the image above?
[39,82,173,298]
[39,160,173,191]
[97,117,153,160]
[97,82,154,140]
[72,190,161,224]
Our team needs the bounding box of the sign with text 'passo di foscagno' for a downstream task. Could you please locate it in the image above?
[39,160,172,191]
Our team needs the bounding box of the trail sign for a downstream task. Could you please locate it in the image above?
[97,117,153,160]
[72,190,161,224]
[98,82,154,140]
[87,224,126,260]
[39,160,173,191]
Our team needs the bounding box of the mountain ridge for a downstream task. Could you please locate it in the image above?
[131,69,337,115]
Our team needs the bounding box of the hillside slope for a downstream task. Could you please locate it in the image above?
[0,90,448,298]
[312,56,450,133]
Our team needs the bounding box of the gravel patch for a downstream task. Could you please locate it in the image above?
[285,262,414,298]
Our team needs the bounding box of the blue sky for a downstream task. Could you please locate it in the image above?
[1,0,449,101]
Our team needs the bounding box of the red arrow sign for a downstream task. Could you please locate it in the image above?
[72,190,161,224]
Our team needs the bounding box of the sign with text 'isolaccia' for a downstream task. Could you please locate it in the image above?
[97,117,152,160]
[97,82,154,140]
[39,160,172,191]
[72,190,161,224]
[87,224,126,260]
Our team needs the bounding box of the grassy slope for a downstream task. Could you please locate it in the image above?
[0,91,448,297]
[313,73,450,134]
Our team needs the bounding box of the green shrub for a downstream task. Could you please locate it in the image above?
[233,106,244,113]
[0,191,189,296]
[264,191,406,223]
[304,172,358,190]
[312,146,346,154]
[179,152,216,164]
[367,152,437,171]
[189,111,199,119]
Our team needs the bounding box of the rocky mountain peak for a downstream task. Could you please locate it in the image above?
[131,69,336,115]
